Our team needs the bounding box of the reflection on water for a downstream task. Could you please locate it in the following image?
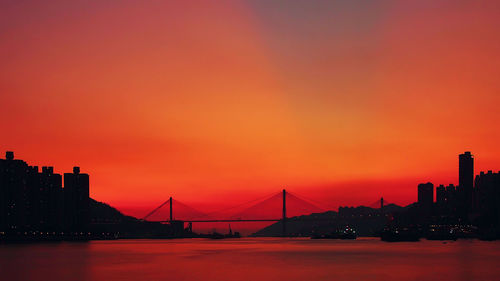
[1,238,499,281]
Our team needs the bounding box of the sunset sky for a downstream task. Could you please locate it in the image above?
[1,1,499,218]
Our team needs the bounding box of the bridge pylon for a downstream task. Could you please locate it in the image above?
[170,197,173,221]
[282,189,287,237]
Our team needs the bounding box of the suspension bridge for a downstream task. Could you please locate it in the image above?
[141,189,392,236]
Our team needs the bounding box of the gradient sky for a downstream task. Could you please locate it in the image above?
[1,1,500,218]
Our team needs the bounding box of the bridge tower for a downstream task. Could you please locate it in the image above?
[380,197,384,210]
[170,197,173,221]
[282,189,287,237]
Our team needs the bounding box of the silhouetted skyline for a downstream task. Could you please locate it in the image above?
[2,150,499,240]
[416,151,500,227]
[1,151,89,238]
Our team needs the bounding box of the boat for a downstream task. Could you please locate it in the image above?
[311,226,357,240]
[426,225,457,241]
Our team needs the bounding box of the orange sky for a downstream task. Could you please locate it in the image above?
[1,1,500,218]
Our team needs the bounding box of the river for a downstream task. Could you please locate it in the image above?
[1,238,499,281]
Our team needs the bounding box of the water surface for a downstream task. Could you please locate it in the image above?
[1,238,499,281]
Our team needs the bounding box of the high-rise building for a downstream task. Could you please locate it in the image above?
[474,171,500,224]
[64,167,90,232]
[459,151,474,210]
[25,165,41,230]
[40,167,63,231]
[436,184,446,205]
[418,182,434,216]
[0,151,29,231]
[445,184,457,213]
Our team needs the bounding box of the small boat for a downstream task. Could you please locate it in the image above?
[311,226,357,240]
[426,226,457,241]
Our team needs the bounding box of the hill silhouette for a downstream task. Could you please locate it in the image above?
[252,204,409,237]
[89,198,176,238]
[90,198,138,223]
